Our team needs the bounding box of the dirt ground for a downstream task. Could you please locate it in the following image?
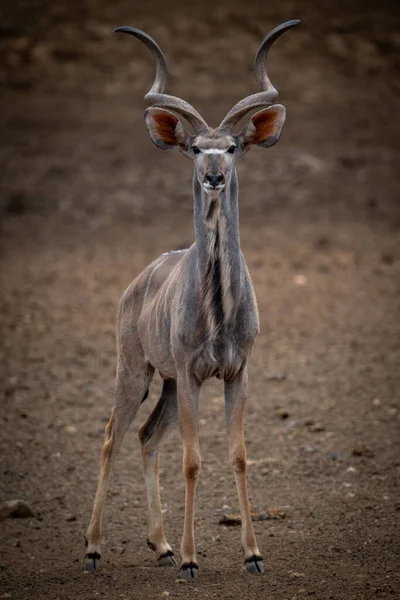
[1,1,399,599]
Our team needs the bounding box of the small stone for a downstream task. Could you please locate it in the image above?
[301,445,314,454]
[330,452,341,461]
[0,594,12,598]
[175,578,186,584]
[219,513,241,526]
[275,407,290,419]
[346,466,356,473]
[266,507,286,519]
[65,425,77,434]
[0,500,34,520]
[161,593,170,598]
[352,444,374,458]
[293,274,307,286]
[308,422,326,432]
[15,442,23,449]
[372,398,381,406]
[290,571,306,578]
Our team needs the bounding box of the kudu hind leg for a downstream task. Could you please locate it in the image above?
[138,378,178,566]
[85,361,154,570]
[225,368,264,574]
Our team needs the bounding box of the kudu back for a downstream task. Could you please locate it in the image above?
[85,20,301,579]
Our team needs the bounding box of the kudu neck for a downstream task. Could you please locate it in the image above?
[192,168,242,323]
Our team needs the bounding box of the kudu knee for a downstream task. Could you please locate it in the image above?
[230,446,247,474]
[183,450,201,481]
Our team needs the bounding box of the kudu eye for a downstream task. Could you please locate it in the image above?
[227,145,236,154]
[192,146,201,155]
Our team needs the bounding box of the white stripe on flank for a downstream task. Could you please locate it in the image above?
[143,256,169,303]
[202,148,226,154]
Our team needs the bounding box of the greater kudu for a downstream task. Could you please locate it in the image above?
[85,19,301,579]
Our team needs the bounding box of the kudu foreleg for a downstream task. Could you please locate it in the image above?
[225,368,264,574]
[177,373,201,579]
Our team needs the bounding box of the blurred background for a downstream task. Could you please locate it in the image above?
[0,1,399,599]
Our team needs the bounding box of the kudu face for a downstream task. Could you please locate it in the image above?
[191,134,237,195]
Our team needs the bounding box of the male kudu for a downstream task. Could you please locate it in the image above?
[85,20,301,579]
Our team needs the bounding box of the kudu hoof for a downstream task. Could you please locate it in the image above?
[147,539,177,567]
[157,550,177,567]
[245,555,264,574]
[85,552,101,571]
[179,561,199,580]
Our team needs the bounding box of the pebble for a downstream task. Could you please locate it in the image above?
[175,578,186,584]
[330,452,341,461]
[161,592,170,597]
[0,500,34,520]
[352,444,374,458]
[293,274,308,286]
[65,425,77,434]
[308,422,326,432]
[275,407,290,419]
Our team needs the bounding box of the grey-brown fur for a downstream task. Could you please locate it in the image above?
[85,20,301,579]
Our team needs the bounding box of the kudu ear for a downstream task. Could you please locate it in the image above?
[145,107,188,151]
[241,105,286,149]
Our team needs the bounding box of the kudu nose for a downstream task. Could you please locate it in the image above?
[205,173,225,189]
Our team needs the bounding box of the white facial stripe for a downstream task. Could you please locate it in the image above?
[202,148,227,154]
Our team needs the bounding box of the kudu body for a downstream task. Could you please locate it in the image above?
[85,20,301,579]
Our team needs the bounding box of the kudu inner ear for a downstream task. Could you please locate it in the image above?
[145,107,187,151]
[242,105,286,149]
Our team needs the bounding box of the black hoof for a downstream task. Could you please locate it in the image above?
[85,552,101,571]
[180,561,199,580]
[245,555,264,574]
[157,550,177,567]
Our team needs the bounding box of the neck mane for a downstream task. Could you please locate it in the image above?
[193,168,242,334]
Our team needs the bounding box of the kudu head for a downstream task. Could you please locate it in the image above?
[115,21,301,196]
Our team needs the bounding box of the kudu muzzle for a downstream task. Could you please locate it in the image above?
[204,172,225,192]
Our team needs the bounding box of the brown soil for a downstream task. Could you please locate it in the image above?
[1,1,399,599]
